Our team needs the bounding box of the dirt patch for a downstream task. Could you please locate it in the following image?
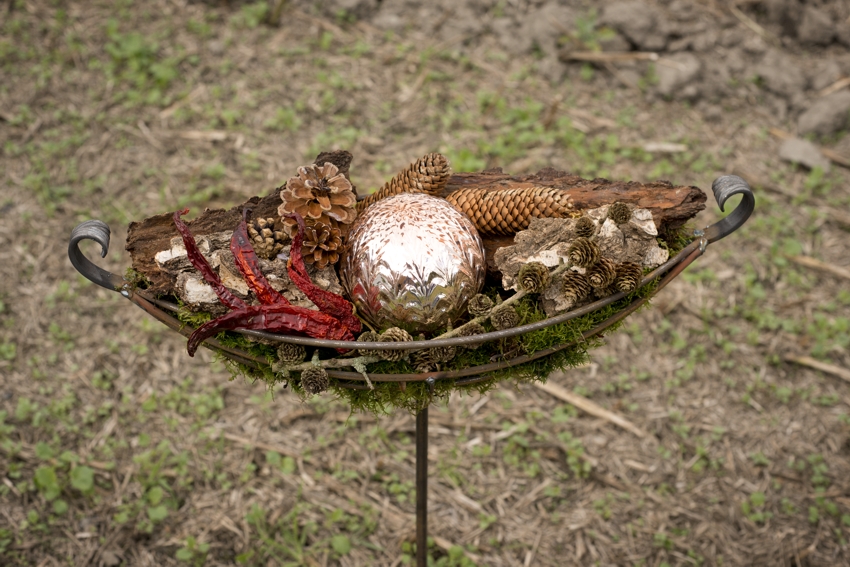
[1,0,850,565]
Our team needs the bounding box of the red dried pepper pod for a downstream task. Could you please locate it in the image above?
[187,303,354,356]
[284,212,362,335]
[230,208,288,306]
[173,209,247,311]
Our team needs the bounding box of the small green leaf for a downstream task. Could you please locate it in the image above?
[53,499,68,515]
[147,486,164,505]
[34,466,60,501]
[331,534,351,555]
[70,466,94,493]
[175,548,193,561]
[35,442,54,460]
[147,504,168,522]
[281,456,296,475]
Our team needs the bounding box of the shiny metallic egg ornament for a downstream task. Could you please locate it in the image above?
[341,193,486,334]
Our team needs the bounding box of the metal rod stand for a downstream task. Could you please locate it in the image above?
[415,403,428,567]
[415,378,435,567]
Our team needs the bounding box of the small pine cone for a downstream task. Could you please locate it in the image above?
[378,327,413,361]
[567,237,600,268]
[561,271,591,304]
[277,342,306,365]
[587,257,617,289]
[608,202,632,225]
[301,219,343,269]
[357,331,382,358]
[467,294,493,317]
[356,153,451,211]
[279,162,358,237]
[446,186,572,236]
[301,367,329,395]
[594,285,617,299]
[574,216,596,238]
[457,321,486,349]
[615,262,643,293]
[248,217,288,260]
[410,349,437,374]
[428,344,457,364]
[490,304,520,330]
[518,262,551,294]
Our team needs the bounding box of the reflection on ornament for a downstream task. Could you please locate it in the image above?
[340,193,486,334]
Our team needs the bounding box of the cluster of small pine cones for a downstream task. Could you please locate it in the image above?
[562,221,644,307]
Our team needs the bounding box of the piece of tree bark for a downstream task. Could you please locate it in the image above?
[126,168,705,295]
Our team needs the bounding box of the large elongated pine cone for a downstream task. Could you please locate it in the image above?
[445,186,572,236]
[356,153,451,212]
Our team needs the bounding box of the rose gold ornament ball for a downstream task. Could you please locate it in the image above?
[340,193,486,334]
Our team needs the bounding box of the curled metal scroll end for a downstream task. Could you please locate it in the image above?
[68,220,125,291]
[703,175,755,244]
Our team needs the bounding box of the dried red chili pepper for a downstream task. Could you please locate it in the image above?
[187,303,354,356]
[231,208,288,306]
[173,209,246,311]
[284,212,362,335]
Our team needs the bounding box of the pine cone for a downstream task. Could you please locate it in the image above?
[562,271,591,304]
[356,153,451,212]
[574,216,596,238]
[248,217,288,260]
[279,162,357,237]
[615,262,643,293]
[301,367,329,395]
[357,331,382,357]
[445,186,572,236]
[587,257,617,289]
[467,294,493,317]
[608,202,632,225]
[567,237,600,268]
[277,343,306,365]
[378,327,413,361]
[518,262,551,294]
[301,219,343,269]
[456,321,486,349]
[490,304,520,330]
[593,285,617,299]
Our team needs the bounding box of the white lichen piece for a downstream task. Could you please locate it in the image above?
[644,246,669,267]
[630,208,657,236]
[211,250,250,296]
[176,272,219,306]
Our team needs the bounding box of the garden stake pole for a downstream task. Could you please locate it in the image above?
[416,377,436,567]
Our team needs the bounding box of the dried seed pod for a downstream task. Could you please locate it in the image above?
[276,342,306,365]
[467,294,494,317]
[490,304,520,330]
[456,321,486,349]
[279,162,358,237]
[574,216,596,238]
[357,330,382,357]
[356,153,451,211]
[301,367,329,395]
[301,219,343,269]
[428,344,457,364]
[379,327,413,361]
[518,262,551,294]
[615,262,644,293]
[567,237,600,268]
[562,271,591,305]
[608,202,632,225]
[587,257,617,289]
[446,186,572,236]
[248,217,288,260]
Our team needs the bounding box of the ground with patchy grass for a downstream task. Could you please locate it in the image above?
[2,1,850,565]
